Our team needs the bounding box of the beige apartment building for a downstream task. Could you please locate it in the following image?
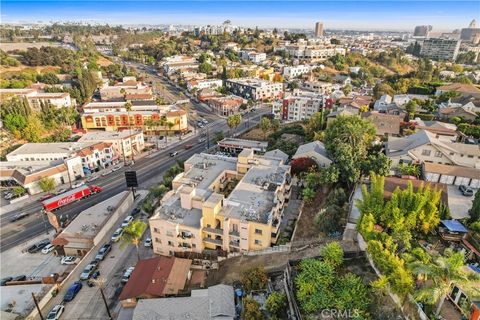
[149,149,292,256]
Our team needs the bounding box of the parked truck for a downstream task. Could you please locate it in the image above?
[41,185,102,211]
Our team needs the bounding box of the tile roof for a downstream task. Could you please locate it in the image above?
[363,112,402,136]
[437,83,480,95]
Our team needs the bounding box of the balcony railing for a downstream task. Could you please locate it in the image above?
[229,240,240,247]
[203,237,223,245]
[203,227,223,235]
[229,230,240,237]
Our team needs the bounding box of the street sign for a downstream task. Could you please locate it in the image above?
[125,171,138,188]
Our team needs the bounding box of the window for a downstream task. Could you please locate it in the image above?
[434,151,443,158]
[166,231,173,237]
[168,241,174,247]
[421,150,431,156]
[467,155,474,158]
[153,228,160,234]
[192,244,196,248]
[254,239,262,245]
[254,229,262,235]
[155,237,161,243]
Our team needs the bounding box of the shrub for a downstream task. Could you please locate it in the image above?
[242,297,264,320]
[265,292,287,317]
[241,266,268,292]
[320,242,344,268]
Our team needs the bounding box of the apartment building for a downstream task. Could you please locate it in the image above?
[275,43,346,61]
[225,78,283,101]
[282,65,312,79]
[300,80,333,94]
[99,83,153,101]
[385,130,480,168]
[0,88,72,110]
[239,50,267,64]
[149,150,292,255]
[281,90,324,121]
[78,129,145,159]
[186,78,223,92]
[206,95,244,116]
[420,38,461,61]
[81,108,188,133]
[161,55,199,75]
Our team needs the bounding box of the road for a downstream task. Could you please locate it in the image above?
[0,111,268,252]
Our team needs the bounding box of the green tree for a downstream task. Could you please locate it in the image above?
[39,177,56,193]
[22,114,44,142]
[270,118,280,133]
[120,220,147,261]
[302,187,316,203]
[265,292,286,317]
[373,82,394,99]
[242,297,264,320]
[405,100,417,119]
[13,186,25,197]
[3,113,27,133]
[198,62,212,74]
[241,266,268,292]
[469,189,480,225]
[260,117,271,139]
[320,242,343,268]
[410,249,480,316]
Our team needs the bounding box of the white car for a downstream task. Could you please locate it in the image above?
[71,181,85,189]
[144,238,152,247]
[46,304,64,320]
[111,228,124,242]
[121,267,135,283]
[41,244,55,254]
[112,165,122,172]
[86,175,99,183]
[101,170,113,177]
[61,256,78,265]
[121,216,134,228]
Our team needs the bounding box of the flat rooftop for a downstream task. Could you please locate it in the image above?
[6,142,95,157]
[60,191,128,239]
[78,129,142,142]
[227,78,280,88]
[218,138,268,150]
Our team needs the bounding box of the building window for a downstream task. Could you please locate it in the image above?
[421,150,431,156]
[434,151,443,158]
[155,237,161,243]
[168,241,174,247]
[153,228,160,234]
[254,229,262,235]
[192,244,196,248]
[467,155,474,158]
[166,231,174,237]
[254,239,262,245]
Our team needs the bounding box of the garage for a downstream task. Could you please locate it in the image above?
[423,163,480,188]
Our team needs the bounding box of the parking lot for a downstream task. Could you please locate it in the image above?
[448,185,477,219]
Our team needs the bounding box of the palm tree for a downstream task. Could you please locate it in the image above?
[120,220,147,262]
[124,100,134,162]
[409,248,480,316]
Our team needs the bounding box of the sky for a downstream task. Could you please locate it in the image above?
[1,1,479,31]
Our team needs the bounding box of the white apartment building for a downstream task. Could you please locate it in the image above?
[280,90,324,122]
[78,129,145,159]
[420,38,461,61]
[240,51,267,64]
[300,81,333,94]
[282,65,312,79]
[187,78,223,92]
[226,78,283,101]
[275,43,346,61]
[161,55,199,74]
[0,89,73,110]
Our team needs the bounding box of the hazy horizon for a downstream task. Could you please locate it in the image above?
[1,1,479,32]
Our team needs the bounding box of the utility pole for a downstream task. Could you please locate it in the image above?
[206,125,210,150]
[93,278,113,320]
[32,292,44,320]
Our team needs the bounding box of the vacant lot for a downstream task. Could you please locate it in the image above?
[1,42,63,52]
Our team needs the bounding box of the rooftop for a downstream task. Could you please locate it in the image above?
[6,142,98,158]
[218,138,268,150]
[78,129,142,142]
[226,77,282,88]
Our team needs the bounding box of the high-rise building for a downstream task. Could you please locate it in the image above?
[460,19,480,44]
[315,21,324,37]
[420,38,461,61]
[413,25,432,38]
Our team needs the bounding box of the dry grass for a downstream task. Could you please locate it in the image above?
[292,188,329,243]
[0,65,60,75]
[239,127,269,141]
[96,55,113,67]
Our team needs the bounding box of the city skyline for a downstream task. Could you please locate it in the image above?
[2,1,479,31]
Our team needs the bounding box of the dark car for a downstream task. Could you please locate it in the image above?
[95,243,112,261]
[459,185,474,197]
[27,239,50,253]
[1,277,13,286]
[10,212,29,222]
[63,281,83,302]
[12,275,26,282]
[131,207,141,216]
[38,194,54,201]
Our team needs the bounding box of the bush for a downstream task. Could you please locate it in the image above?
[241,266,268,292]
[320,242,343,268]
[265,292,287,317]
[242,297,264,320]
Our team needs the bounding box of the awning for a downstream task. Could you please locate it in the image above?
[440,220,468,233]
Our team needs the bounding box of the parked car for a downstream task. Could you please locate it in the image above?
[41,244,55,254]
[55,188,67,195]
[86,175,99,183]
[169,151,178,157]
[144,238,152,247]
[101,170,112,177]
[87,271,101,287]
[111,228,124,242]
[121,267,135,283]
[459,185,474,197]
[63,281,83,302]
[46,305,64,320]
[71,181,85,189]
[112,165,122,172]
[10,212,29,222]
[1,277,12,286]
[27,239,50,253]
[61,256,78,265]
[202,118,208,124]
[12,275,27,281]
[79,264,97,281]
[131,207,141,216]
[184,144,193,150]
[95,243,112,261]
[121,216,134,228]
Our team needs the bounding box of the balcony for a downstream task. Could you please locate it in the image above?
[229,240,240,248]
[229,230,240,237]
[203,237,223,246]
[203,227,223,236]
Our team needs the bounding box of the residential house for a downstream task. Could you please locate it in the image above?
[423,162,480,188]
[292,141,332,168]
[0,88,72,110]
[119,256,192,307]
[300,80,333,94]
[438,106,478,122]
[362,111,402,137]
[373,94,393,111]
[392,94,430,106]
[385,129,480,168]
[77,129,145,159]
[187,79,223,92]
[282,65,312,79]
[132,284,235,320]
[333,74,352,86]
[149,151,291,255]
[435,83,480,98]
